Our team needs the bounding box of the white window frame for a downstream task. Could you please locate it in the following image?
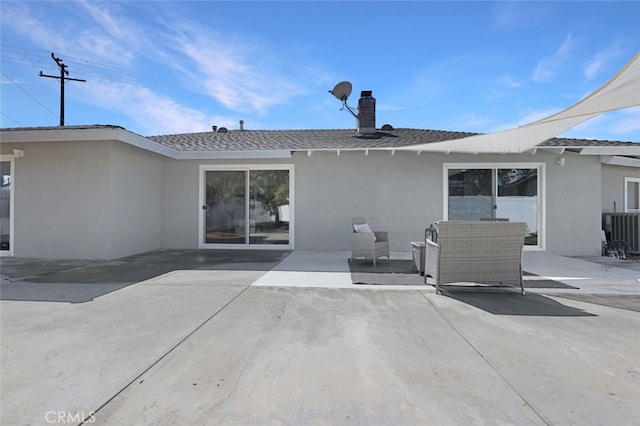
[198,164,294,250]
[624,177,640,212]
[0,155,15,257]
[443,162,546,251]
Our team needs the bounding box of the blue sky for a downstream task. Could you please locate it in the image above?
[1,1,639,141]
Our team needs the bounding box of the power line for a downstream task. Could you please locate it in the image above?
[0,111,26,127]
[1,44,249,103]
[1,70,57,117]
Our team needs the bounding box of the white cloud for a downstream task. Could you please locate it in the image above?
[583,44,624,81]
[81,79,219,135]
[607,106,640,135]
[462,114,488,128]
[1,3,66,51]
[491,2,552,29]
[532,34,576,82]
[559,107,640,141]
[499,74,522,89]
[491,108,561,132]
[165,23,307,115]
[2,2,321,131]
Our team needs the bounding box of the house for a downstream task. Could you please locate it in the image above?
[1,91,639,260]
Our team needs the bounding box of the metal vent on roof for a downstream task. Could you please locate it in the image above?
[216,127,228,133]
[381,124,394,130]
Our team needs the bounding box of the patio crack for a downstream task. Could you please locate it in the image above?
[79,285,252,425]
[421,292,551,426]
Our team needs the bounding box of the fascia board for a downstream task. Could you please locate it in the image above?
[579,146,640,156]
[172,150,292,160]
[116,129,180,158]
[0,127,124,143]
[601,155,640,167]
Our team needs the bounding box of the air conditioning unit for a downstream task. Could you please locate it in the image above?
[603,213,640,254]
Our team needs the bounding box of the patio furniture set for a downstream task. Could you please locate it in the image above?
[350,217,527,295]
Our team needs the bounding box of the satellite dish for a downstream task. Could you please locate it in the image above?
[329,81,353,101]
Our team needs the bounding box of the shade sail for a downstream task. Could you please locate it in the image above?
[397,51,640,154]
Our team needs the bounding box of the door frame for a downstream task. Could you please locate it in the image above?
[443,162,546,251]
[0,155,15,257]
[198,164,294,250]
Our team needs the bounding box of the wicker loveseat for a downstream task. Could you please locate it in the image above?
[425,221,527,295]
[350,216,390,266]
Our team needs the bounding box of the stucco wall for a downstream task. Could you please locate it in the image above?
[161,159,200,249]
[2,137,614,258]
[293,150,603,256]
[1,140,163,259]
[601,163,640,213]
[2,141,113,259]
[544,152,602,255]
[293,150,442,252]
[109,142,163,258]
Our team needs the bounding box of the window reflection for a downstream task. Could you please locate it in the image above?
[447,167,539,246]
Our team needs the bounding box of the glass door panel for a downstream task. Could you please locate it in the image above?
[447,169,493,221]
[0,160,11,252]
[249,170,290,245]
[497,168,538,245]
[204,171,246,244]
[446,165,542,248]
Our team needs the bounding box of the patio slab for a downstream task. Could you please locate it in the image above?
[1,249,639,425]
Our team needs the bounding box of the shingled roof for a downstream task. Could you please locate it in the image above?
[2,125,637,157]
[147,128,638,152]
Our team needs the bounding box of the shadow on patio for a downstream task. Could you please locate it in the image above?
[439,288,596,317]
[0,249,290,303]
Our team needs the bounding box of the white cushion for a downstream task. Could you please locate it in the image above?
[353,223,376,241]
[354,223,373,233]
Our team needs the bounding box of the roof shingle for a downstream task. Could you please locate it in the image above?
[147,128,638,152]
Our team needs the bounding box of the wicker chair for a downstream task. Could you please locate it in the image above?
[350,216,390,266]
[425,221,527,295]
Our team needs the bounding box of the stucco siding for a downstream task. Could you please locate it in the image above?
[293,151,442,252]
[602,163,640,213]
[293,150,603,256]
[4,141,112,259]
[543,153,602,255]
[109,142,163,258]
[1,134,618,259]
[161,159,201,249]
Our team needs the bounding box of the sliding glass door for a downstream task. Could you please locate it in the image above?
[201,166,292,248]
[446,164,543,248]
[0,157,13,256]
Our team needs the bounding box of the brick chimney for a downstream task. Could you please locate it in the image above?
[357,90,376,135]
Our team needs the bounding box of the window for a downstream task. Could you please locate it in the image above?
[625,177,640,212]
[444,163,544,249]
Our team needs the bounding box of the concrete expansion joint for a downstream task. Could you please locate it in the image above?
[78,284,253,425]
[420,292,551,426]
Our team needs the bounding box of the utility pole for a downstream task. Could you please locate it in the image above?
[39,52,86,126]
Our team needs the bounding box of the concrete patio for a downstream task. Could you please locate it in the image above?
[1,250,639,425]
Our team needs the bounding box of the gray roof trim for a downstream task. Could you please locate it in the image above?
[2,125,638,160]
[577,146,640,156]
[172,150,292,160]
[601,155,640,168]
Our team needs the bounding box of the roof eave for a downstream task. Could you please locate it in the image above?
[172,150,292,160]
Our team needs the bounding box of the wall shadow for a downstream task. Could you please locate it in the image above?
[0,249,290,303]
